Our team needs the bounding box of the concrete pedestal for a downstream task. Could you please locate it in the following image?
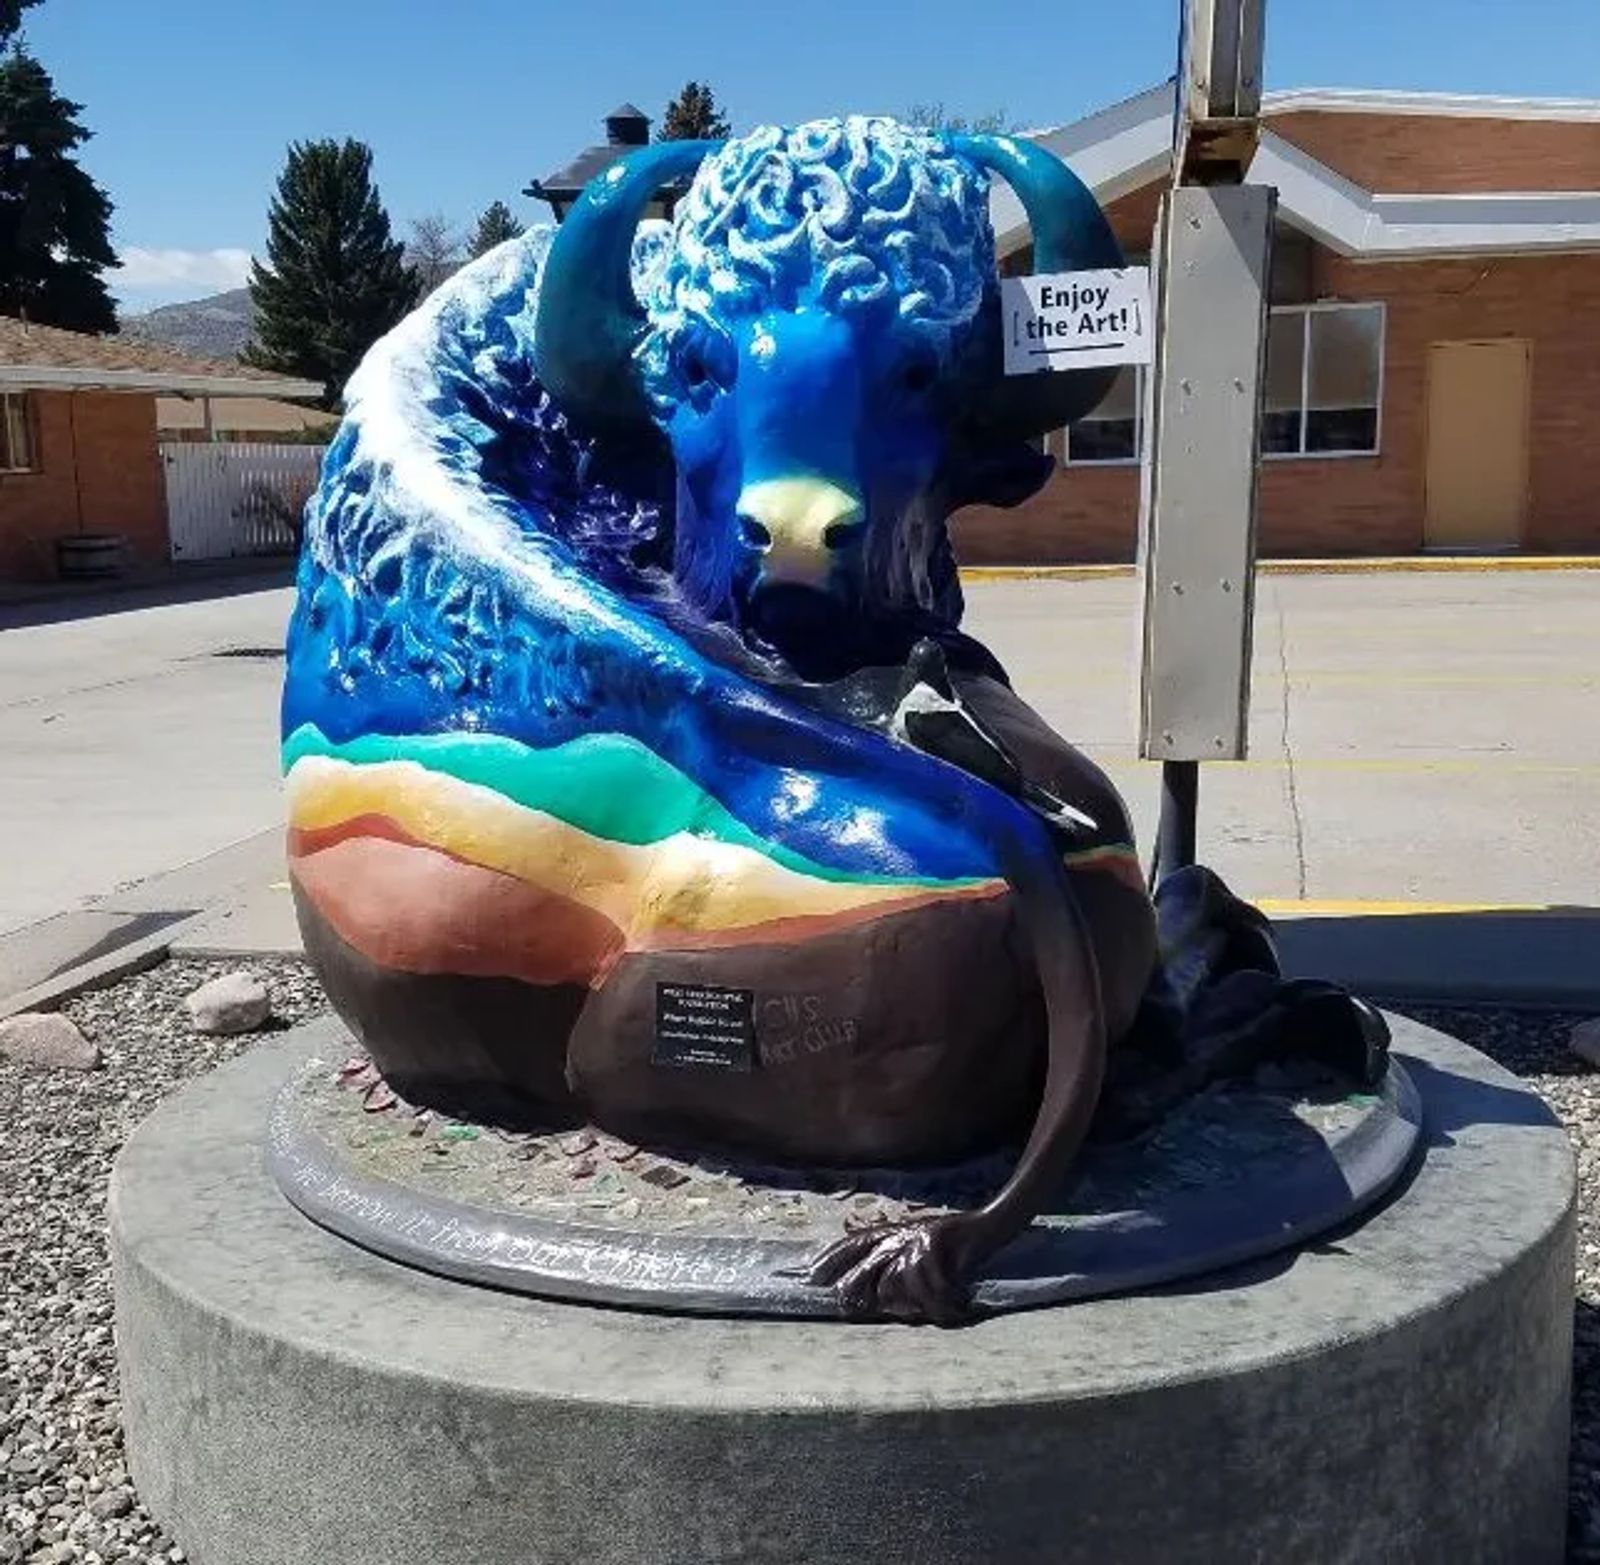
[112,1018,1575,1565]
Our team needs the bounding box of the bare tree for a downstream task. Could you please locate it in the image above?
[406,212,464,294]
[903,103,1014,134]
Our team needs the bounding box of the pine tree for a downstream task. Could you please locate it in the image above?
[0,1,39,41]
[0,19,119,333]
[468,200,525,259]
[658,81,731,142]
[245,139,419,408]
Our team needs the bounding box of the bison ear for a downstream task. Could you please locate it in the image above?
[534,139,723,440]
[950,133,1122,441]
[947,437,1055,513]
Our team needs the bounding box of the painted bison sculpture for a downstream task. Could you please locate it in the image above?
[282,117,1382,1321]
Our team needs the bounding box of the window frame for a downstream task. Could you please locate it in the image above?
[1261,299,1386,463]
[1058,298,1386,468]
[0,392,39,474]
[1060,364,1146,469]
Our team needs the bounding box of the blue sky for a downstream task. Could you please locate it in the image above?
[28,0,1600,313]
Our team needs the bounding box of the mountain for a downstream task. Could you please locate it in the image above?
[121,287,254,361]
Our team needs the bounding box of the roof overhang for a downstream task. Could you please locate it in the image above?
[991,85,1176,252]
[0,364,323,399]
[1254,136,1600,259]
[995,81,1600,262]
[1263,87,1600,122]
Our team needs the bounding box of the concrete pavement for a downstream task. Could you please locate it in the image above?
[967,567,1600,906]
[0,581,294,938]
[2,565,1598,1006]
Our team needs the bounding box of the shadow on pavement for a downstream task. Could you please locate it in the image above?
[1275,906,1600,1009]
[0,559,295,631]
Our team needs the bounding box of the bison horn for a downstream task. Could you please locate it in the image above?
[951,133,1124,441]
[534,139,722,438]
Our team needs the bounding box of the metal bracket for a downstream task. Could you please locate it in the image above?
[1176,0,1266,183]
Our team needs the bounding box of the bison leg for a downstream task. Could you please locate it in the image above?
[802,811,1106,1323]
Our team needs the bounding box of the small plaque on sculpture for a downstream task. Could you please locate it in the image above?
[653,983,756,1071]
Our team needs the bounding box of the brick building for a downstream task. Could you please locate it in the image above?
[156,394,337,444]
[0,317,318,582]
[952,86,1600,563]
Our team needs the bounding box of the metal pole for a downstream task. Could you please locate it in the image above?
[1156,759,1199,884]
[1139,0,1273,883]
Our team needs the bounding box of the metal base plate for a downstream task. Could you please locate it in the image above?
[268,1043,1423,1318]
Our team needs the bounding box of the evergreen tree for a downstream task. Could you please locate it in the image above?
[658,81,731,142]
[245,139,419,408]
[468,200,525,258]
[0,1,39,42]
[0,11,119,334]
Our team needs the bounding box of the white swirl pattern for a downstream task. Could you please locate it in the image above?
[639,117,992,410]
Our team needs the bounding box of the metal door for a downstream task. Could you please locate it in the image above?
[1424,340,1530,550]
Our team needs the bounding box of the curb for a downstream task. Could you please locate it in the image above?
[959,555,1600,582]
[1272,905,1600,1013]
[961,564,1132,581]
[1261,554,1600,576]
[0,829,292,1020]
[0,914,204,1021]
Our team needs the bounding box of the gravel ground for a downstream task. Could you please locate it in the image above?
[1,959,324,1565]
[0,967,1596,1561]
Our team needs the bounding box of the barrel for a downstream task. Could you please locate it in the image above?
[56,533,129,580]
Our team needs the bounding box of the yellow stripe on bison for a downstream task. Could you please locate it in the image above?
[285,755,1004,944]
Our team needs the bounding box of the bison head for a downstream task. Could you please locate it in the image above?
[533,118,1122,678]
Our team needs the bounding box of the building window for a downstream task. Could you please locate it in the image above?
[1059,300,1383,467]
[1263,302,1384,458]
[1064,364,1144,466]
[1,393,36,472]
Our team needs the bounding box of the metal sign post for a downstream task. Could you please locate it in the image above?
[1138,0,1275,880]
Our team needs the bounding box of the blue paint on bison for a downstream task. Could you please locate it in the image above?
[282,117,1122,882]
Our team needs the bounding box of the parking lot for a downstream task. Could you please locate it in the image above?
[968,566,1600,908]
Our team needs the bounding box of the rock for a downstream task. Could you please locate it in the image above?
[182,971,271,1036]
[639,1162,690,1190]
[91,1488,133,1521]
[0,1013,100,1071]
[1571,1019,1600,1068]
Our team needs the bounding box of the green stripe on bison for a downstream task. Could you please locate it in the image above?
[281,723,986,892]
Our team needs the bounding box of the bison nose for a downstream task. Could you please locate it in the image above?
[736,478,865,588]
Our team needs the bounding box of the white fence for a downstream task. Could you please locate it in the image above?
[162,443,326,562]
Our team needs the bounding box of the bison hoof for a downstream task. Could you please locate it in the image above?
[797,1215,978,1326]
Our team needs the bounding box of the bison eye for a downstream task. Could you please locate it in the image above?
[676,328,732,397]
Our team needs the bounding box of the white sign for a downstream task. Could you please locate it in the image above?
[1001,268,1153,375]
